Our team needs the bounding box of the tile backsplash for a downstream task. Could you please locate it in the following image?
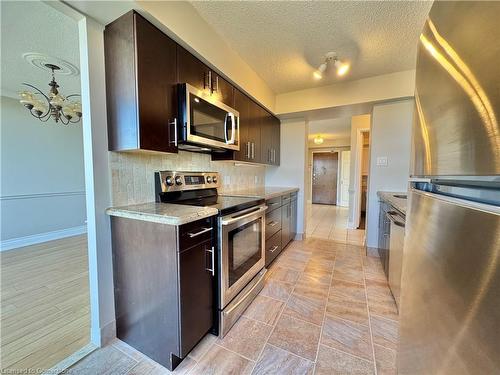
[109,151,266,206]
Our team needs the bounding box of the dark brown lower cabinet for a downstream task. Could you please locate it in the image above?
[111,216,216,371]
[281,202,291,247]
[265,230,282,267]
[264,191,298,266]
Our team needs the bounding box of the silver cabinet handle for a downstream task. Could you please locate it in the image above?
[169,118,178,146]
[269,245,279,253]
[187,227,212,238]
[205,70,212,90]
[213,75,219,93]
[247,142,251,159]
[205,246,215,276]
[251,142,255,159]
[268,221,278,227]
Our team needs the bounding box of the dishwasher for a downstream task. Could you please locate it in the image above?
[387,210,405,310]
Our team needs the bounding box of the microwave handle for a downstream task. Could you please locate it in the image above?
[225,112,236,145]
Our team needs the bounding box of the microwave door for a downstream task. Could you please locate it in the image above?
[183,84,240,151]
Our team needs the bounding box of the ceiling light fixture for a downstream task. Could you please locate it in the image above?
[313,135,324,145]
[19,64,82,125]
[313,52,350,79]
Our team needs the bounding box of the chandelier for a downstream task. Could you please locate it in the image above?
[19,63,82,125]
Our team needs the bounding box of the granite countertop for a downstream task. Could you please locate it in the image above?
[106,202,218,226]
[221,186,299,200]
[377,191,407,215]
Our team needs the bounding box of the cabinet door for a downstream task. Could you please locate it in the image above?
[260,110,272,164]
[271,116,281,165]
[178,239,214,357]
[233,89,250,161]
[135,14,178,153]
[177,45,210,91]
[281,203,291,247]
[290,198,297,241]
[212,73,234,107]
[248,101,262,163]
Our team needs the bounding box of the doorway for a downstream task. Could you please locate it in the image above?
[0,1,91,372]
[312,152,339,205]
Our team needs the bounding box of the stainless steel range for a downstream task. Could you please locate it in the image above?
[155,171,267,337]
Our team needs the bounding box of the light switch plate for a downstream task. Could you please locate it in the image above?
[376,156,388,166]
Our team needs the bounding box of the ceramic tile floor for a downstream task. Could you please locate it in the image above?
[69,237,398,374]
[306,204,366,245]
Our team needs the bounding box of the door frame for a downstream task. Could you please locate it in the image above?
[47,0,114,352]
[311,150,340,205]
[350,128,370,229]
[339,150,351,207]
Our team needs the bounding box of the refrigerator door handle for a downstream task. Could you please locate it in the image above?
[411,188,500,215]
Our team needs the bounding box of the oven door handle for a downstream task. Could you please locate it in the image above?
[220,205,267,226]
[223,269,267,315]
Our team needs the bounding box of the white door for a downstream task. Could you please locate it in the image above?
[339,151,350,207]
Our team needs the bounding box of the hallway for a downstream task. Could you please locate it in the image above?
[306,204,365,246]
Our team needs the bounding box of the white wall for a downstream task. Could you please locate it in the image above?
[266,119,308,236]
[366,99,414,248]
[348,114,371,228]
[0,96,87,249]
[275,70,415,115]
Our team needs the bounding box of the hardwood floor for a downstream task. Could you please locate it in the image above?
[0,235,90,371]
[69,237,397,374]
[306,204,366,245]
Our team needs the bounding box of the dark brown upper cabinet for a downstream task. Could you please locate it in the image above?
[233,89,251,161]
[248,100,263,164]
[261,110,281,166]
[177,46,233,107]
[270,115,281,165]
[104,11,178,153]
[256,105,279,166]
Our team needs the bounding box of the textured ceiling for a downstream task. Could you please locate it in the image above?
[308,117,351,140]
[0,1,81,97]
[191,1,432,93]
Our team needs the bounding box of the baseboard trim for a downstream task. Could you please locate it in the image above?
[100,320,117,346]
[294,233,304,241]
[1,225,87,251]
[42,342,98,375]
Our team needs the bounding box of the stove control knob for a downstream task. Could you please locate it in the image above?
[206,176,212,184]
[212,176,218,184]
[175,176,183,186]
[165,176,174,186]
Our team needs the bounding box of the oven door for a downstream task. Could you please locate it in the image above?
[182,83,240,151]
[219,205,267,308]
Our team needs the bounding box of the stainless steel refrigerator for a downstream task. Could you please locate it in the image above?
[399,2,500,374]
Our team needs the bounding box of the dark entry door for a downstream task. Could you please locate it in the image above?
[312,152,338,205]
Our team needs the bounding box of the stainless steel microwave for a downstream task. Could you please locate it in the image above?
[177,83,239,152]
